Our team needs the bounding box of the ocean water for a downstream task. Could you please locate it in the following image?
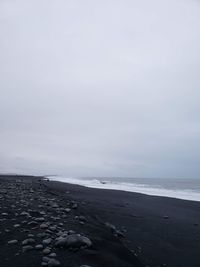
[47,176,200,202]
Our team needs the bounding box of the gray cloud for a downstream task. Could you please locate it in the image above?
[0,0,200,178]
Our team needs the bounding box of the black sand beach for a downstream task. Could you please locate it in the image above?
[0,175,200,267]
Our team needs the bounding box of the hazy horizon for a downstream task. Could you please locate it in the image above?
[1,0,200,179]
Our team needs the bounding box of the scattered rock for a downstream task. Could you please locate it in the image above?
[22,238,35,245]
[72,203,78,209]
[35,244,44,250]
[22,245,34,252]
[43,238,52,246]
[55,234,92,248]
[40,223,49,229]
[48,259,61,266]
[8,240,18,245]
[20,211,30,217]
[105,222,116,232]
[64,208,71,213]
[49,253,57,258]
[43,247,51,255]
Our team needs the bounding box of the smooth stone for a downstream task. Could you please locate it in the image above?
[55,234,92,248]
[20,211,30,216]
[8,240,18,245]
[49,253,57,258]
[35,244,44,250]
[22,245,34,252]
[28,234,34,238]
[35,217,45,222]
[22,238,35,245]
[48,259,61,266]
[105,222,116,232]
[40,223,49,229]
[43,238,52,246]
[43,256,50,262]
[64,208,71,213]
[28,221,38,226]
[43,247,51,255]
[72,203,78,209]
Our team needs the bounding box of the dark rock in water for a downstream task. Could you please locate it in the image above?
[55,234,92,248]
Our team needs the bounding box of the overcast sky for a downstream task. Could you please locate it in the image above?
[0,0,200,178]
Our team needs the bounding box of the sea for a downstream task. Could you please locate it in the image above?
[47,176,200,202]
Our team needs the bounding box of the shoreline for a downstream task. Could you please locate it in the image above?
[47,176,200,203]
[1,175,200,267]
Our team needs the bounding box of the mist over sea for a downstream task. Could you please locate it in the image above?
[48,176,200,202]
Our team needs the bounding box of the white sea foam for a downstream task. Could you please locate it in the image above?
[47,176,200,202]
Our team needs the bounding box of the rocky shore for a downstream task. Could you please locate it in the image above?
[0,175,143,267]
[0,175,200,267]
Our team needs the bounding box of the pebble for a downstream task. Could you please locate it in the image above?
[72,203,78,209]
[49,253,57,258]
[43,247,51,255]
[48,259,61,266]
[35,244,44,250]
[8,240,18,245]
[14,224,20,228]
[64,208,71,213]
[43,238,52,246]
[22,245,34,252]
[40,223,49,229]
[20,211,30,216]
[22,238,35,245]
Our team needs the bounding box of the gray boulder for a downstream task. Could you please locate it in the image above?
[55,234,92,248]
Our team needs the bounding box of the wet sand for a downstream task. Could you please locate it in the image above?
[0,175,200,267]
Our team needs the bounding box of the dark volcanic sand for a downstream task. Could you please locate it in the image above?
[0,175,200,267]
